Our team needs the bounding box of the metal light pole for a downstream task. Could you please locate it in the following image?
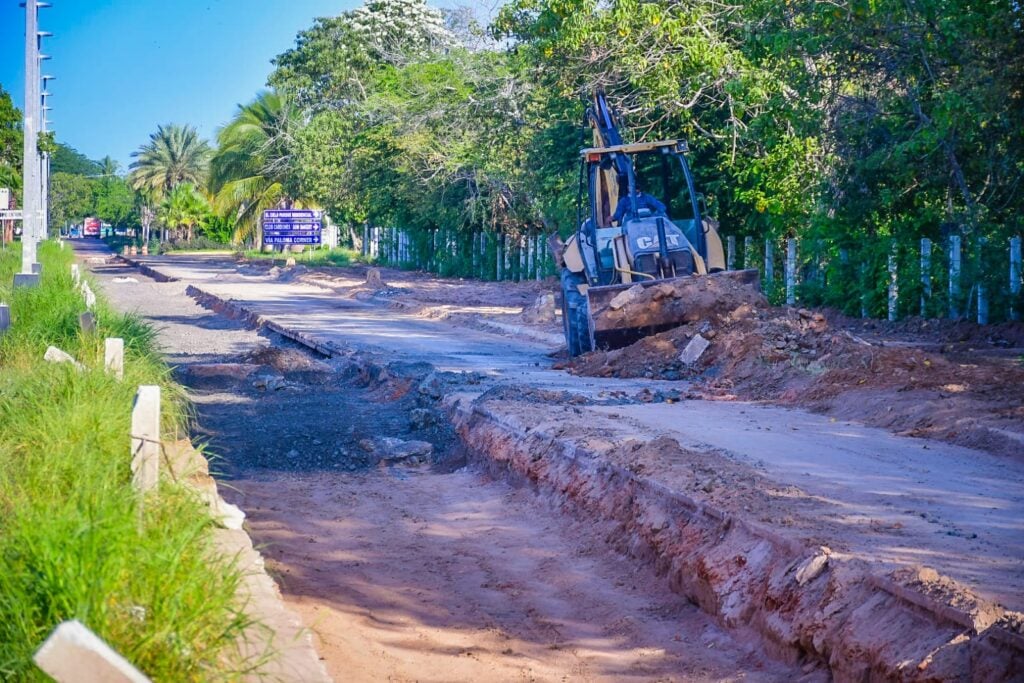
[41,88,52,241]
[19,0,42,279]
[38,32,52,242]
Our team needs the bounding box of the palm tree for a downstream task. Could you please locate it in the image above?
[158,183,211,242]
[209,90,313,244]
[98,155,119,177]
[128,124,211,200]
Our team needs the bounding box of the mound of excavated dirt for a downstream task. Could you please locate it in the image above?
[589,271,765,335]
[567,293,1024,458]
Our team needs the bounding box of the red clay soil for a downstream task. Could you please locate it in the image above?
[565,278,1024,458]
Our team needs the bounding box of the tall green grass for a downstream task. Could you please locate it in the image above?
[240,246,367,268]
[0,243,259,680]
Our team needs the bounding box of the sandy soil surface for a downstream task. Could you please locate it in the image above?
[562,276,1024,459]
[109,248,1024,614]
[81,244,799,681]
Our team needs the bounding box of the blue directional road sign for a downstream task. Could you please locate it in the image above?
[262,209,322,245]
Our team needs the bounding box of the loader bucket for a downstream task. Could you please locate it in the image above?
[585,269,762,350]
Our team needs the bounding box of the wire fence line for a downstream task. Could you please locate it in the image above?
[358,225,1024,324]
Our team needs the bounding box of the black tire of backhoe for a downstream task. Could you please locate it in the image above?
[560,269,593,357]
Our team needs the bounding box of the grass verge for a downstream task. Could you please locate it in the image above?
[240,246,368,268]
[0,242,259,680]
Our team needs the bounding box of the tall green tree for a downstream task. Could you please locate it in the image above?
[0,85,22,193]
[158,182,211,242]
[49,172,95,228]
[208,91,313,243]
[128,124,211,200]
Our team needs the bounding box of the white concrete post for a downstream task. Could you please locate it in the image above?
[920,238,932,317]
[481,232,488,279]
[1011,236,1022,321]
[0,302,9,335]
[519,236,526,282]
[888,241,899,322]
[785,238,797,305]
[81,282,96,311]
[130,385,160,494]
[727,235,736,271]
[977,237,988,325]
[471,232,479,276]
[528,235,536,280]
[744,236,753,270]
[71,263,80,284]
[33,620,150,683]
[499,233,507,281]
[860,262,869,318]
[764,240,774,285]
[105,337,124,380]
[362,224,368,256]
[536,235,543,281]
[949,235,962,319]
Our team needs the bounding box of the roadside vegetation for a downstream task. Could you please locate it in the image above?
[0,242,257,679]
[2,0,1020,317]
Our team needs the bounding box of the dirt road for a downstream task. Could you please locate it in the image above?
[78,243,800,680]
[112,249,1024,609]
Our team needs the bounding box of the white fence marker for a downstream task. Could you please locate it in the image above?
[727,235,736,271]
[977,237,988,325]
[1011,236,1022,321]
[34,619,150,683]
[70,263,80,284]
[131,386,161,494]
[744,236,753,270]
[949,235,962,319]
[0,303,9,335]
[920,238,932,317]
[765,240,775,285]
[785,238,797,305]
[105,338,124,380]
[888,241,899,322]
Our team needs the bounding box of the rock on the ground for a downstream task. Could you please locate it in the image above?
[609,284,646,311]
[44,345,84,370]
[410,408,437,430]
[366,268,385,288]
[679,334,711,365]
[523,293,557,323]
[359,436,433,464]
[252,372,287,391]
[794,547,831,586]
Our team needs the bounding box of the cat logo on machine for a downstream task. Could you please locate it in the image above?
[636,235,681,250]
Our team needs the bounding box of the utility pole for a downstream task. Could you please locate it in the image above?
[17,0,51,284]
[20,0,42,280]
[41,74,55,241]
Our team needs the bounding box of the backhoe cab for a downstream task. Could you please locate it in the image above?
[557,91,758,356]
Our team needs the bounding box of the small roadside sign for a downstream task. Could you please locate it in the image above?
[0,209,24,221]
[261,209,321,245]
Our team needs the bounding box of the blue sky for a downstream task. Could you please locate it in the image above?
[0,1,360,170]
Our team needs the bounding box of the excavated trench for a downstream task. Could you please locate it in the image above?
[179,345,802,681]
[81,240,1024,682]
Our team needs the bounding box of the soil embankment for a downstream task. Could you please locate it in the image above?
[565,276,1024,458]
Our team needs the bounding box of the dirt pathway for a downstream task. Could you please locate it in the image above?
[78,243,798,680]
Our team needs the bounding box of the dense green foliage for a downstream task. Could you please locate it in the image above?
[0,243,257,679]
[0,85,21,193]
[49,142,101,177]
[240,0,1022,316]
[128,124,211,200]
[47,151,138,231]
